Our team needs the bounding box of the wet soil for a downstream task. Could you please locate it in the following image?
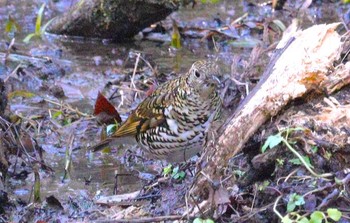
[0,0,349,222]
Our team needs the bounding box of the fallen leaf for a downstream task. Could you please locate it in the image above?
[93,92,122,124]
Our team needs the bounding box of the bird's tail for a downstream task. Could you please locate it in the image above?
[88,136,136,152]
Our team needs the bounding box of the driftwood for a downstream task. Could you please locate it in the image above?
[95,190,140,205]
[191,23,350,205]
[47,0,180,41]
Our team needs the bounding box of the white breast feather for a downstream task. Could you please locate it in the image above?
[166,119,178,135]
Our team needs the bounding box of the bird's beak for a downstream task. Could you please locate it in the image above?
[210,76,224,88]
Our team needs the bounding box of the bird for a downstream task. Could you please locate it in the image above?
[90,60,222,162]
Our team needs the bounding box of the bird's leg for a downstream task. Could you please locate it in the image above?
[179,160,196,177]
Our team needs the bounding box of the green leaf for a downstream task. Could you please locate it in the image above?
[311,146,318,153]
[52,110,63,119]
[257,180,270,191]
[268,134,283,148]
[171,21,181,49]
[327,208,342,221]
[299,217,309,223]
[201,0,220,4]
[5,16,21,33]
[172,166,179,174]
[172,172,179,179]
[101,147,111,153]
[287,193,305,212]
[193,218,204,223]
[294,195,305,206]
[23,33,37,43]
[36,3,46,34]
[163,164,172,175]
[171,166,185,180]
[106,124,117,135]
[286,202,296,213]
[309,211,324,223]
[5,19,15,33]
[33,170,41,203]
[5,20,13,33]
[281,215,293,223]
[193,218,215,223]
[276,158,284,166]
[42,18,55,33]
[8,90,35,99]
[177,171,186,179]
[262,134,283,152]
[62,118,72,126]
[289,156,313,168]
[289,158,302,165]
[302,156,313,168]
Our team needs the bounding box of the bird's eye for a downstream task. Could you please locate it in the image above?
[195,71,201,78]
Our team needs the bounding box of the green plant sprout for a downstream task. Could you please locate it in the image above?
[162,164,186,181]
[274,196,342,223]
[262,127,332,179]
[193,217,215,223]
[5,15,21,34]
[23,3,54,43]
[287,193,305,212]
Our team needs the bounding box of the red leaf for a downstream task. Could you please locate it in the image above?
[93,92,122,124]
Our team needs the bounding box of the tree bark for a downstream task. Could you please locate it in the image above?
[47,0,180,41]
[192,23,349,198]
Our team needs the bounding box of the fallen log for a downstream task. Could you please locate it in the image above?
[191,22,350,208]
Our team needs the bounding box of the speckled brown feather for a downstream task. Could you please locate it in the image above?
[90,60,222,162]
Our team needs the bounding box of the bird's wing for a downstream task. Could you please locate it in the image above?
[113,90,175,137]
[151,77,181,96]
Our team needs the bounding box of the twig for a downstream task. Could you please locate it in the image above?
[234,203,274,222]
[302,183,335,198]
[62,134,74,182]
[130,53,141,101]
[230,12,248,26]
[282,168,299,183]
[340,31,350,64]
[44,98,90,117]
[273,195,284,220]
[138,55,156,75]
[0,116,51,172]
[281,138,333,180]
[4,64,21,82]
[0,51,72,65]
[317,189,340,209]
[251,184,258,212]
[117,86,146,94]
[185,188,191,222]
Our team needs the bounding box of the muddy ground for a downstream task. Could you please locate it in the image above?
[0,0,349,222]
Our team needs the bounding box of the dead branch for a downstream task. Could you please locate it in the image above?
[192,23,350,204]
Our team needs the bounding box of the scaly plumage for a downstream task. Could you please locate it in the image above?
[91,60,222,162]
